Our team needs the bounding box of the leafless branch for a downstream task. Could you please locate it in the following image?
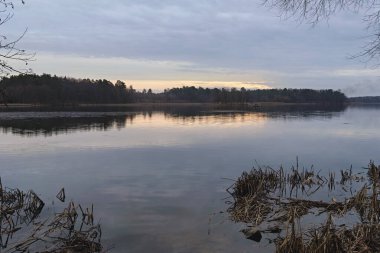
[265,0,380,63]
[0,0,33,105]
[0,0,33,75]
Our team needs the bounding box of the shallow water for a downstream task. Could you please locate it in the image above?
[0,104,379,252]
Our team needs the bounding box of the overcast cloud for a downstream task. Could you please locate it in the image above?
[4,0,380,95]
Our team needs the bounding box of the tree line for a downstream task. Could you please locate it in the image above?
[0,74,347,105]
[349,96,380,103]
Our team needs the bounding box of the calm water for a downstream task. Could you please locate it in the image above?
[0,104,379,252]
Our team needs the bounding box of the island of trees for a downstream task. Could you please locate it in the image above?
[0,74,347,105]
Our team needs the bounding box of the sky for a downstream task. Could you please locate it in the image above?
[3,0,380,95]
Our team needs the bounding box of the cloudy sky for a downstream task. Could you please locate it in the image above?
[4,0,380,95]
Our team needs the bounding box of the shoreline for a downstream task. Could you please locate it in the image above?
[0,101,348,109]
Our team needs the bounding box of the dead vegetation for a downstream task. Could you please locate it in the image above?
[227,161,380,253]
[0,180,102,252]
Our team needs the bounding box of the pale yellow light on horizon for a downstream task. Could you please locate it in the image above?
[112,80,272,92]
[27,53,276,91]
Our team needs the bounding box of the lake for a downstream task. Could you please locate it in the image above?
[0,104,379,253]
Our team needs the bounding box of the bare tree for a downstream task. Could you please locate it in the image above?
[0,0,34,105]
[264,0,380,62]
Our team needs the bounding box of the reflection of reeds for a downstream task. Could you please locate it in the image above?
[227,161,380,253]
[0,181,102,252]
[276,215,380,253]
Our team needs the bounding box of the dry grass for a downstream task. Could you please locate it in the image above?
[0,180,103,253]
[227,161,380,253]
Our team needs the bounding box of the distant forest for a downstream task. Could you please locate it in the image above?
[0,74,347,105]
[349,96,380,103]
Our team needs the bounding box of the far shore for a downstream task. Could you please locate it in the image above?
[0,101,349,109]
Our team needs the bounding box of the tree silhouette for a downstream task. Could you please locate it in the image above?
[0,75,347,105]
[0,1,33,75]
[265,0,380,63]
[0,0,34,105]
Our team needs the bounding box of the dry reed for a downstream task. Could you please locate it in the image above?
[227,161,380,253]
[0,181,103,253]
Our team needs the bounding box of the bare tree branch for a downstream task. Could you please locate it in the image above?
[265,0,380,63]
[0,0,34,106]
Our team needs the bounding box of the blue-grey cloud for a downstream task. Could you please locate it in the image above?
[3,0,379,94]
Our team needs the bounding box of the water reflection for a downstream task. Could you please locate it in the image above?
[0,104,346,137]
[1,104,380,253]
[0,114,137,136]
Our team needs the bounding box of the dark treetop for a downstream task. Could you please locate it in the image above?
[0,74,347,105]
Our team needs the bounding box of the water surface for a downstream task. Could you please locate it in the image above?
[0,104,379,252]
